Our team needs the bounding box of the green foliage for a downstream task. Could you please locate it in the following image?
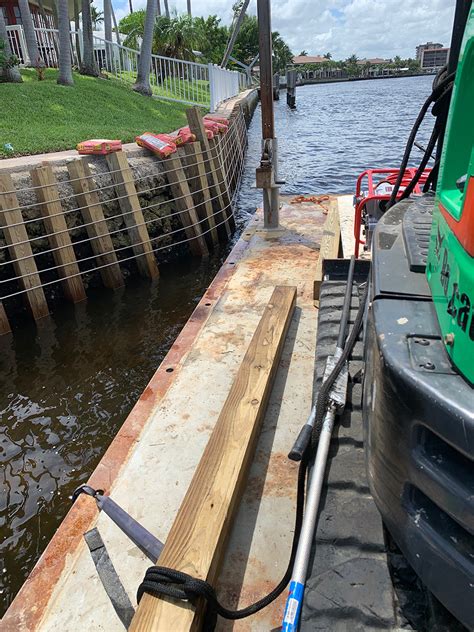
[119,10,146,50]
[0,38,20,82]
[272,31,293,73]
[0,68,189,156]
[299,50,308,56]
[153,14,199,60]
[90,5,104,29]
[193,15,229,64]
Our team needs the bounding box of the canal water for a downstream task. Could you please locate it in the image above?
[0,75,434,613]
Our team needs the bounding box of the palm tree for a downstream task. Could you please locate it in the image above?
[74,0,82,65]
[133,0,156,96]
[103,0,112,70]
[80,0,98,76]
[129,0,133,13]
[111,2,122,46]
[57,0,73,85]
[17,0,43,67]
[156,0,161,16]
[0,9,23,82]
[299,50,308,56]
[163,0,170,19]
[90,5,104,29]
[154,15,196,60]
[323,52,332,60]
[187,0,191,16]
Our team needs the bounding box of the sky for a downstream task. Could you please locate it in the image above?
[110,0,457,60]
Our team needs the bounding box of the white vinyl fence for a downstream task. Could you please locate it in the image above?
[4,27,246,111]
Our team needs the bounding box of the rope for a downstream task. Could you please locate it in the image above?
[136,278,371,629]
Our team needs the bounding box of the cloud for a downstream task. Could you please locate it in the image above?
[106,0,457,60]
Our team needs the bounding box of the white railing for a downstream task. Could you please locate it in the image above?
[208,63,242,112]
[5,25,80,68]
[3,26,246,110]
[5,25,30,65]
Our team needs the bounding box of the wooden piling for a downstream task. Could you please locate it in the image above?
[186,107,233,239]
[105,151,159,279]
[31,165,87,304]
[0,302,11,335]
[0,173,50,319]
[163,153,209,257]
[180,143,219,249]
[67,159,124,289]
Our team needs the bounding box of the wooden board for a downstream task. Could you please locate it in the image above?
[0,173,50,319]
[105,151,159,279]
[31,165,87,304]
[186,107,232,240]
[162,153,209,257]
[129,285,297,632]
[180,143,219,249]
[313,203,341,306]
[0,302,11,335]
[67,159,124,289]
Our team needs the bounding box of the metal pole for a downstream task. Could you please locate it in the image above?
[282,409,336,631]
[221,0,251,68]
[257,0,279,228]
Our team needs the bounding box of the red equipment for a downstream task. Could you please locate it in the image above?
[135,133,177,158]
[354,168,431,257]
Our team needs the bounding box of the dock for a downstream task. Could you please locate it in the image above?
[3,194,355,631]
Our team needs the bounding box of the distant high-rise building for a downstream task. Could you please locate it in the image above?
[421,47,449,71]
[416,41,443,61]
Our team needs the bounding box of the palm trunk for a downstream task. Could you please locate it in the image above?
[156,0,161,17]
[17,0,43,67]
[57,0,73,85]
[73,0,81,65]
[0,9,23,82]
[80,0,98,76]
[129,0,133,13]
[133,0,156,96]
[103,0,112,71]
[163,0,169,18]
[186,0,191,16]
[111,2,121,46]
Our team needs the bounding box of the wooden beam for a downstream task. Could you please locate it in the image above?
[129,285,297,632]
[209,135,235,232]
[0,302,11,335]
[0,173,50,320]
[162,153,209,257]
[186,107,233,240]
[31,165,87,304]
[67,159,124,289]
[105,151,159,279]
[180,143,219,249]
[313,203,341,306]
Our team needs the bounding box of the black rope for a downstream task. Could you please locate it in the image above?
[136,277,371,629]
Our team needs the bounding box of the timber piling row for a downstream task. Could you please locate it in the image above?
[0,90,258,332]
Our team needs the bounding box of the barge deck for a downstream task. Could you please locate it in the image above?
[3,195,396,631]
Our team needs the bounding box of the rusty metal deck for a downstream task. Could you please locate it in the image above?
[2,196,349,631]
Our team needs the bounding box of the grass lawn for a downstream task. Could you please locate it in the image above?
[0,69,195,157]
[117,71,210,104]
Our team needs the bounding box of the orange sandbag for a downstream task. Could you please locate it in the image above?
[77,139,122,155]
[135,133,176,158]
[204,115,230,130]
[176,127,197,145]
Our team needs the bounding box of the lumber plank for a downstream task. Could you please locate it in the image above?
[313,202,341,306]
[105,151,159,279]
[31,165,87,303]
[180,143,219,249]
[129,285,297,632]
[163,153,209,257]
[0,302,11,335]
[0,173,50,319]
[67,159,124,289]
[186,107,233,240]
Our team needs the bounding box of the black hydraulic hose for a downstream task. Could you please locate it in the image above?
[336,256,356,349]
[289,257,357,461]
[138,271,371,629]
[311,280,370,450]
[385,72,455,211]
